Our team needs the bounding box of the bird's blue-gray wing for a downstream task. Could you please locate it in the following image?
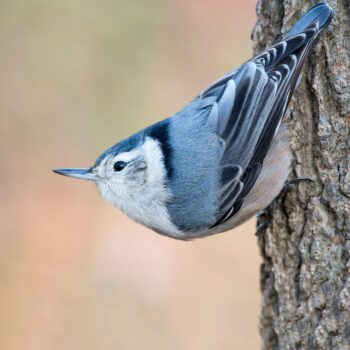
[203,24,320,227]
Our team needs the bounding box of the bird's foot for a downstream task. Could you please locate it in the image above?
[256,177,314,234]
[280,177,314,195]
[256,207,275,234]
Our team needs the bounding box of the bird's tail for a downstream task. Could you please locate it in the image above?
[285,2,333,39]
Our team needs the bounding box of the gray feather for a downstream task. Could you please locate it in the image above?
[166,21,322,232]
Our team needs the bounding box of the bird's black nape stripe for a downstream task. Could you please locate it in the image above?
[148,121,173,178]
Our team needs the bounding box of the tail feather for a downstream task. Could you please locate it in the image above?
[285,2,333,39]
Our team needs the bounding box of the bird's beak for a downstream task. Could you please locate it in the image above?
[53,168,97,181]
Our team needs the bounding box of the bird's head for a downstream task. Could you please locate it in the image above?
[53,128,182,237]
[54,134,167,203]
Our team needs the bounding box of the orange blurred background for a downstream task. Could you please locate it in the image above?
[0,0,261,349]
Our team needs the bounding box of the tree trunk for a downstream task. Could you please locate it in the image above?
[251,1,350,349]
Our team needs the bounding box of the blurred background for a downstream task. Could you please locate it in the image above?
[0,0,261,349]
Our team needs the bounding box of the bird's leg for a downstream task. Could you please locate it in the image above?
[256,177,314,234]
[280,177,314,195]
[256,201,277,234]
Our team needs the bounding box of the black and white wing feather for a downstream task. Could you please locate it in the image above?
[201,23,320,227]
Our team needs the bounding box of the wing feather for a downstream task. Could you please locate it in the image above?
[204,25,319,227]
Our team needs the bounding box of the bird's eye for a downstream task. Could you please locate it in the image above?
[113,161,127,172]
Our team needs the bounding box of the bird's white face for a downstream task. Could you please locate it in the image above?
[94,145,148,205]
[54,137,184,237]
[92,138,184,237]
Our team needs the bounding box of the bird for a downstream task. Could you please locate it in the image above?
[54,3,333,240]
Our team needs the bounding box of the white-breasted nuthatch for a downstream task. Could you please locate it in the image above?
[54,3,333,240]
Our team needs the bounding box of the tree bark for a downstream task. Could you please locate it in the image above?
[252,1,350,349]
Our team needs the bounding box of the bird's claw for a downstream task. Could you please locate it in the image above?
[283,177,314,192]
[256,177,314,235]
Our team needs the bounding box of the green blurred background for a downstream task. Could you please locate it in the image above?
[0,0,261,349]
